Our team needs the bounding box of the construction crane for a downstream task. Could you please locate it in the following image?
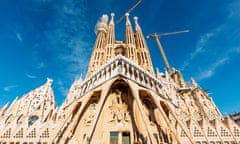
[115,0,142,25]
[146,30,189,73]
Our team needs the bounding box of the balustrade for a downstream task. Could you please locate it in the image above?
[73,55,163,99]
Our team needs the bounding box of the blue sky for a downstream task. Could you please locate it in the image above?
[0,0,239,115]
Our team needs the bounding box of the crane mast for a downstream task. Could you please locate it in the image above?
[146,30,189,73]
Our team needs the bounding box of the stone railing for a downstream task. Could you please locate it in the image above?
[75,55,165,99]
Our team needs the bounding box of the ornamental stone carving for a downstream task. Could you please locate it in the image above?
[84,103,97,126]
[109,89,130,124]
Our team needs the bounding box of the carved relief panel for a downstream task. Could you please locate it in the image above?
[84,103,97,126]
[108,88,130,125]
[82,92,100,127]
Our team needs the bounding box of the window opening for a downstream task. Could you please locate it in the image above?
[122,132,130,144]
[153,133,159,143]
[110,132,118,144]
[28,115,39,126]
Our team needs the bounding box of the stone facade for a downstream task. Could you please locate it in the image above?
[0,13,240,144]
[229,113,240,126]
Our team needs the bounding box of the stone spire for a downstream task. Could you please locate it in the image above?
[0,78,56,130]
[105,13,116,62]
[86,14,108,78]
[134,16,154,75]
[87,13,156,78]
[14,78,56,120]
[125,13,137,63]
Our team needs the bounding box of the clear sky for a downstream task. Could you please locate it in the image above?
[0,0,239,115]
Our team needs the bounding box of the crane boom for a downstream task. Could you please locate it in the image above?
[158,29,189,37]
[115,0,142,25]
[146,30,189,38]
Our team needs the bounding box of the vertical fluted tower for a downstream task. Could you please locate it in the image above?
[86,15,108,78]
[134,16,154,75]
[105,13,116,62]
[125,13,137,63]
[86,13,155,78]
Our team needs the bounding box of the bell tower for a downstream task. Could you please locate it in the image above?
[86,14,109,78]
[86,13,154,78]
[125,13,137,63]
[133,16,154,75]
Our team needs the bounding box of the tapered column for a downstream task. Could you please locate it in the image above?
[105,13,116,61]
[86,15,108,78]
[125,13,137,63]
[134,16,154,75]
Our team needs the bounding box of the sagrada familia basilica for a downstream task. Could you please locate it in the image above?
[0,12,239,144]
